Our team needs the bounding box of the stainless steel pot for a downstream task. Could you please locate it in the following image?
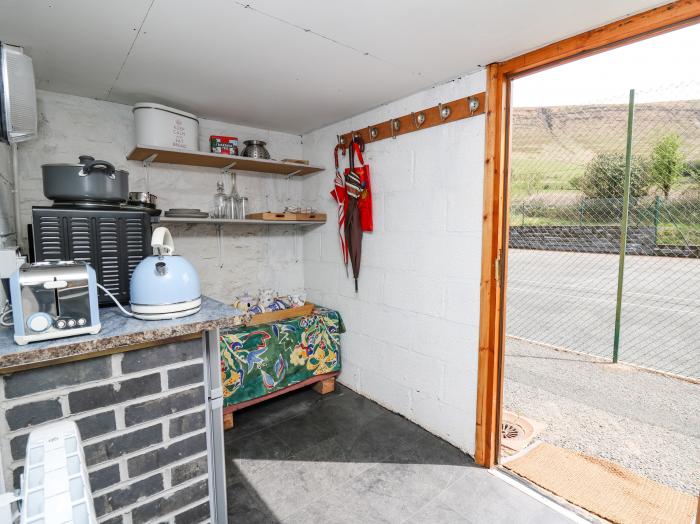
[241,140,270,159]
[128,192,158,207]
[42,155,129,203]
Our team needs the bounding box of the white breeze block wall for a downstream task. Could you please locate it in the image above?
[301,70,486,455]
[15,90,306,302]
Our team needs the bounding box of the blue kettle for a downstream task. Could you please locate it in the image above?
[129,227,202,320]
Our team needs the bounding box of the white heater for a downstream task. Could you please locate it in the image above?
[19,420,97,524]
[0,42,37,144]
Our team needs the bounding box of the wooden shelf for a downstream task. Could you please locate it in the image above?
[158,217,325,226]
[127,144,324,176]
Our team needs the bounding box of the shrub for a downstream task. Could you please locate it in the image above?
[575,152,650,199]
[682,160,700,184]
[650,133,685,198]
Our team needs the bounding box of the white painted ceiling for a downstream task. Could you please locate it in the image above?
[0,0,667,134]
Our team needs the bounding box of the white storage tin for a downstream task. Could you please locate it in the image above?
[133,102,199,150]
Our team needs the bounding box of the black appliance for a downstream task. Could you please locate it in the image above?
[31,205,153,306]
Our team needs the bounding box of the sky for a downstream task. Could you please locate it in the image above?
[512,23,700,107]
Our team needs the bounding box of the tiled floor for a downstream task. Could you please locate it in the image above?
[225,384,572,523]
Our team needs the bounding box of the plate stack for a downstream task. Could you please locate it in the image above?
[164,208,209,218]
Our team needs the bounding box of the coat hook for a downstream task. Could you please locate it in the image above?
[390,118,400,139]
[412,111,425,129]
[369,126,379,140]
[438,103,451,121]
[468,96,480,113]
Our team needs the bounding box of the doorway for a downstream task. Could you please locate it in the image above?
[477,4,698,520]
[497,18,699,524]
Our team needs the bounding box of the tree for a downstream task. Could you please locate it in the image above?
[682,160,700,185]
[575,152,650,199]
[650,133,685,198]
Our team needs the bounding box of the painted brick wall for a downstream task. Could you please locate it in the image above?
[301,71,486,455]
[14,90,306,302]
[0,339,210,524]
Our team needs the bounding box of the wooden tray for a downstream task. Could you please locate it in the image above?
[246,212,326,222]
[246,302,315,326]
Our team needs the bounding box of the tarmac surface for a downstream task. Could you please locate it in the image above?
[506,249,700,379]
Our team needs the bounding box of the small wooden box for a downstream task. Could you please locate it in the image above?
[246,212,326,222]
[246,302,315,326]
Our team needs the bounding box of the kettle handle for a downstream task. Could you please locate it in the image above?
[151,227,175,255]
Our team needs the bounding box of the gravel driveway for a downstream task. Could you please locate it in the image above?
[503,337,700,495]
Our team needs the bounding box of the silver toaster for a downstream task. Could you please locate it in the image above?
[9,261,101,345]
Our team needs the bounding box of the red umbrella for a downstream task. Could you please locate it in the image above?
[330,142,348,275]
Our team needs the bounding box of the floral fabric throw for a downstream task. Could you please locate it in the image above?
[219,307,345,406]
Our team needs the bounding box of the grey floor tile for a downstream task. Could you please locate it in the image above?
[289,434,378,482]
[337,461,468,523]
[234,457,330,521]
[227,472,280,523]
[232,388,325,437]
[226,426,291,477]
[226,384,575,524]
[405,502,475,524]
[421,470,572,524]
[271,412,338,453]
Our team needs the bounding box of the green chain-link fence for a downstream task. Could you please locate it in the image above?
[506,86,700,380]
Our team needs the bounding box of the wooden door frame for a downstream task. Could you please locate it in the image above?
[475,0,700,468]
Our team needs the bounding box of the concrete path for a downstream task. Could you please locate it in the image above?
[506,249,700,379]
[504,337,700,495]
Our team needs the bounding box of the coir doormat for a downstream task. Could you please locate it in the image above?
[505,442,697,524]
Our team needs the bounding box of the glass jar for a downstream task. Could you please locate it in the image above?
[228,179,241,219]
[211,181,228,218]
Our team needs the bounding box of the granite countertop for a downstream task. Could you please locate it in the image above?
[0,296,244,373]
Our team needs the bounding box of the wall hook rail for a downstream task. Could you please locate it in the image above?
[338,91,485,146]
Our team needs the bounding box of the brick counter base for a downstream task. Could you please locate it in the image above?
[0,339,211,524]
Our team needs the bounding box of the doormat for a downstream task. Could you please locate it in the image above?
[504,442,697,524]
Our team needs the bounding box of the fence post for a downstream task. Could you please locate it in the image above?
[653,195,661,243]
[613,89,636,363]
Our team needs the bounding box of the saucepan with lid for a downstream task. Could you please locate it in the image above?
[42,155,129,204]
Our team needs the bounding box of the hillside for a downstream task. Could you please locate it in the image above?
[511,100,700,195]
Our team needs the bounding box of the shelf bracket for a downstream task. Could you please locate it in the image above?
[286,169,302,180]
[221,161,237,175]
[142,153,158,168]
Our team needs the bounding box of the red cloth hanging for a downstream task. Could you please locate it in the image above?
[345,141,373,232]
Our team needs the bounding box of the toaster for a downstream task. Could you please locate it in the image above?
[9,261,101,345]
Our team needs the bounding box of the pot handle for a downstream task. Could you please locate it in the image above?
[79,159,116,180]
[151,227,175,256]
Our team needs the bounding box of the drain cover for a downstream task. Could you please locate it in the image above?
[502,421,523,440]
[500,411,544,452]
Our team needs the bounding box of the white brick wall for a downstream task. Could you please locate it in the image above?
[301,70,486,455]
[14,90,306,302]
